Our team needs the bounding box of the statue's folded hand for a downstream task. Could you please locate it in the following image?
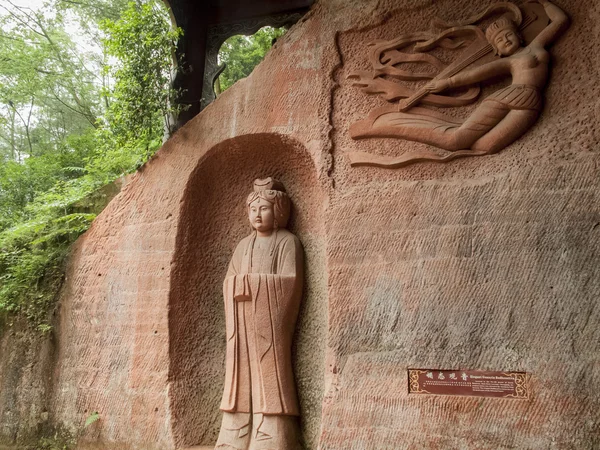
[233,274,252,301]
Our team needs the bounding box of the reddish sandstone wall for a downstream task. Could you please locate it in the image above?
[0,318,54,446]
[323,0,600,448]
[29,0,600,449]
[49,4,334,448]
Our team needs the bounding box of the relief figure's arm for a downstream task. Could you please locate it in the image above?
[447,58,512,88]
[426,58,511,93]
[530,0,569,48]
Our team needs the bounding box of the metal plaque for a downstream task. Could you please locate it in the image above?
[408,369,529,399]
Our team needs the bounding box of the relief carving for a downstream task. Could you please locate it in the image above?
[347,1,569,168]
[216,178,303,450]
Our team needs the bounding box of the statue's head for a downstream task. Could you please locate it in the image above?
[486,16,521,56]
[247,178,291,233]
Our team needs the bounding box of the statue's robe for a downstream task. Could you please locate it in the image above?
[220,229,303,415]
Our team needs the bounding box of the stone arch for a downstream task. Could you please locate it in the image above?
[168,133,327,448]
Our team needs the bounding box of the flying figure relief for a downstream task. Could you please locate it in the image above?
[347,1,569,168]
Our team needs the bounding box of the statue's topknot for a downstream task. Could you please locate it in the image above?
[253,177,286,193]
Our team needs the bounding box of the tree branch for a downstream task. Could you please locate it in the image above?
[47,92,97,128]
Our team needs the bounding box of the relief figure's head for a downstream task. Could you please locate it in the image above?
[247,178,290,234]
[486,16,522,56]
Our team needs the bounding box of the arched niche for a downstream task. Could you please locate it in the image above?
[168,133,327,448]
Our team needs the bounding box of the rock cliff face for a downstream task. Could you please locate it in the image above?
[0,318,55,447]
[2,0,599,448]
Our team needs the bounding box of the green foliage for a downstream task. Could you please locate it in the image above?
[0,1,101,161]
[217,26,286,92]
[0,212,96,324]
[0,0,180,327]
[84,411,100,428]
[35,435,75,450]
[101,1,182,143]
[22,411,99,449]
[32,427,76,450]
[37,322,53,333]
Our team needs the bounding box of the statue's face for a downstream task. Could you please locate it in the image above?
[248,197,275,233]
[493,28,520,56]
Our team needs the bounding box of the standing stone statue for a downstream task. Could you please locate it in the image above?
[216,178,303,450]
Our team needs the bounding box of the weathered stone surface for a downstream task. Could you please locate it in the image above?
[0,318,54,446]
[324,1,599,447]
[1,0,599,449]
[49,9,333,448]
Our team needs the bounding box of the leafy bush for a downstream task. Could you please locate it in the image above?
[0,0,180,327]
